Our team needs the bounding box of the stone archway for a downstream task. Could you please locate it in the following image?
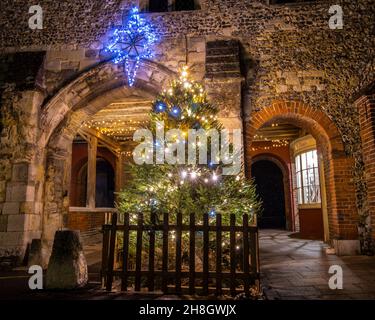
[34,60,176,262]
[245,101,360,254]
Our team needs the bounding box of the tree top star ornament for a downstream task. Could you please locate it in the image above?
[105,7,157,86]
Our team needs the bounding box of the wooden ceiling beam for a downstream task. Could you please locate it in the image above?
[78,127,122,156]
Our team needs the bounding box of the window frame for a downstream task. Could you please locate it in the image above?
[294,149,322,207]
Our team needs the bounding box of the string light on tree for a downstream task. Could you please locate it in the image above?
[118,65,262,246]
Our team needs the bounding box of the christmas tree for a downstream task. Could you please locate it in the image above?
[118,66,261,227]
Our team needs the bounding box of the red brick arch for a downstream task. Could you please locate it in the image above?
[245,101,359,242]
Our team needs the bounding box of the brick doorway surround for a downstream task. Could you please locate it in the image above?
[245,101,361,255]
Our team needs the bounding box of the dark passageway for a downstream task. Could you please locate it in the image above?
[252,160,286,229]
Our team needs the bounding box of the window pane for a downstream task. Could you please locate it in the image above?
[296,171,301,188]
[297,188,303,204]
[306,151,314,169]
[295,155,300,172]
[302,169,309,188]
[312,150,318,167]
[301,152,307,170]
[303,186,310,203]
[314,168,320,186]
[310,185,320,203]
[307,169,315,186]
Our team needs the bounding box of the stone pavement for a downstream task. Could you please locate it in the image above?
[1,230,374,300]
[259,229,375,300]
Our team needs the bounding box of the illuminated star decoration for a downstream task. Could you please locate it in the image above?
[105,7,157,86]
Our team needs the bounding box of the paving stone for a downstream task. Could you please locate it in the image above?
[260,230,375,300]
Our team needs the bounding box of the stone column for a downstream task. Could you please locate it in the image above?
[0,90,44,263]
[87,136,97,209]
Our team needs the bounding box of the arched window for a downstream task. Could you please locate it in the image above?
[295,150,321,204]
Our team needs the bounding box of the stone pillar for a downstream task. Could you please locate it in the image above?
[0,90,44,263]
[357,93,375,247]
[87,136,97,209]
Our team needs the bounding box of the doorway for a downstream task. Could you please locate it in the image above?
[251,160,286,229]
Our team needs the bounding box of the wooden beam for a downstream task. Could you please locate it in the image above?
[78,127,121,156]
[87,135,97,209]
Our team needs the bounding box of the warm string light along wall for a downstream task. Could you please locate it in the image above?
[250,139,290,152]
[82,119,149,141]
[252,124,290,152]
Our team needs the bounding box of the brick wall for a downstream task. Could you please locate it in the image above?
[66,211,106,232]
[357,94,375,243]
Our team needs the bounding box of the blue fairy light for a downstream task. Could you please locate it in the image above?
[209,209,216,218]
[105,7,157,86]
[170,106,181,118]
[155,101,167,113]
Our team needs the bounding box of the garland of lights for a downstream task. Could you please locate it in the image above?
[105,7,157,86]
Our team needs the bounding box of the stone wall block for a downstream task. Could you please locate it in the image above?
[0,181,6,203]
[188,51,205,63]
[7,214,26,232]
[0,216,8,232]
[2,202,20,215]
[11,163,29,182]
